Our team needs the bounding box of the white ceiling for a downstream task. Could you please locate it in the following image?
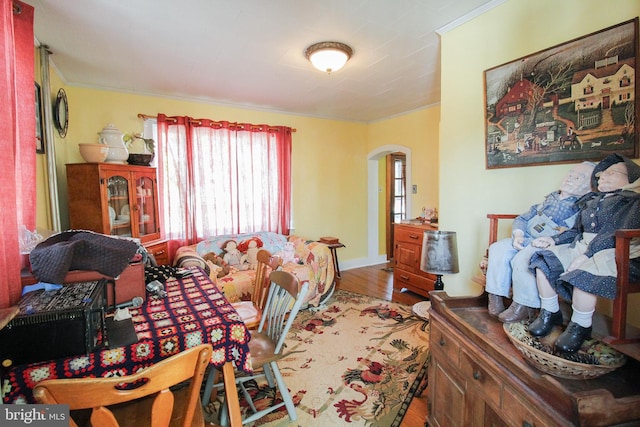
[23,0,500,123]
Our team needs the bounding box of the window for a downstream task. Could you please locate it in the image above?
[152,116,292,245]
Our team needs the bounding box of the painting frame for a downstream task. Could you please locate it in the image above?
[35,81,45,154]
[484,18,638,169]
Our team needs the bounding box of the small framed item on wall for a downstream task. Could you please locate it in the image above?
[35,82,45,153]
[484,18,638,169]
[53,88,69,138]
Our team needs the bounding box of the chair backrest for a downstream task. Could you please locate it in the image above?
[610,229,640,342]
[253,249,283,310]
[33,344,212,427]
[259,270,309,354]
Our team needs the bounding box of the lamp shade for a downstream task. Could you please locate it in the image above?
[305,41,353,74]
[420,230,459,275]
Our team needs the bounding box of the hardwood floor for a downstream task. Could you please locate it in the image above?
[335,262,429,427]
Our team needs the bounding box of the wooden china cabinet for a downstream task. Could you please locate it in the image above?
[393,222,438,297]
[66,163,168,264]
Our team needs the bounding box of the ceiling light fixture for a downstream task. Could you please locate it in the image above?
[305,41,353,74]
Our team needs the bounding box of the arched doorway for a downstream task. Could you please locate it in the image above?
[367,145,412,264]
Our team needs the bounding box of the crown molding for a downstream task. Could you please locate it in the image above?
[436,0,507,35]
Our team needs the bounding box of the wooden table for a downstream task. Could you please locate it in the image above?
[326,243,346,279]
[2,267,249,424]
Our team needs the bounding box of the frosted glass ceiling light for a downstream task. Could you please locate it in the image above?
[305,41,353,74]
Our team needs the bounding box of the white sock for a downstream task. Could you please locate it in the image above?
[539,294,559,313]
[571,305,595,328]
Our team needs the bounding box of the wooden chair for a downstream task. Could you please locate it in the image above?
[232,249,283,330]
[203,270,309,426]
[605,229,640,343]
[33,344,212,427]
[472,214,518,287]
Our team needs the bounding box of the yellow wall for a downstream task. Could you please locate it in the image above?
[38,86,370,262]
[439,0,640,324]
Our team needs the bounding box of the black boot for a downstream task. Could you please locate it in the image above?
[555,322,592,353]
[528,309,563,337]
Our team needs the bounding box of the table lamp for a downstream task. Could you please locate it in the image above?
[420,230,459,291]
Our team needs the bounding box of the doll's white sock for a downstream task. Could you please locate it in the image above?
[539,294,559,313]
[571,305,595,328]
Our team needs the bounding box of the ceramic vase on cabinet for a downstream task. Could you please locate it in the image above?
[98,124,129,164]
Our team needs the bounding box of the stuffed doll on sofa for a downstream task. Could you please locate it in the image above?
[221,239,249,270]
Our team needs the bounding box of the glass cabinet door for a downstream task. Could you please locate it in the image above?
[136,175,159,239]
[106,175,133,238]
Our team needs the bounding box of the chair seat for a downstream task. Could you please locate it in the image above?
[247,331,282,367]
[233,301,261,329]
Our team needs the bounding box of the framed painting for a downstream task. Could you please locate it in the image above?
[484,18,638,169]
[35,82,45,154]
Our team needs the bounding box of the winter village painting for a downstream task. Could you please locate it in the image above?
[484,18,638,169]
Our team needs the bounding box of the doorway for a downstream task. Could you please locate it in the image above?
[366,145,412,267]
[386,153,406,259]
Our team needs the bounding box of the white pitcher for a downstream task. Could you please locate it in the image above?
[98,124,129,164]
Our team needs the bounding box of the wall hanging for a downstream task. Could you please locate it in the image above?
[484,18,638,169]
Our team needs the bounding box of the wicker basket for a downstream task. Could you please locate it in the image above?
[503,322,627,380]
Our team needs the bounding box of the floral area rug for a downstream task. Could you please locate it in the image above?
[205,290,430,426]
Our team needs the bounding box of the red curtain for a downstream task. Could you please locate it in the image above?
[0,0,35,308]
[156,115,292,258]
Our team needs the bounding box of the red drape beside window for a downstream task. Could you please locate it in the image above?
[0,0,35,308]
[156,115,292,259]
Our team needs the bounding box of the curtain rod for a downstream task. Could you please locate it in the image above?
[137,113,297,132]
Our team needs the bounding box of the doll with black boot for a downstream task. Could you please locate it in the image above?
[528,154,640,353]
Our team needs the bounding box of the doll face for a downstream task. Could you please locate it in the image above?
[560,162,594,196]
[597,163,629,192]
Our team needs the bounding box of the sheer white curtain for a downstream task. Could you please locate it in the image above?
[156,115,292,258]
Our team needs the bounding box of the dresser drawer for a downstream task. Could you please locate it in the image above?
[145,240,169,265]
[395,226,425,244]
[430,316,461,367]
[502,385,549,427]
[460,348,501,410]
[394,268,433,291]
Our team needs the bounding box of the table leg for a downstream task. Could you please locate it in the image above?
[329,247,340,279]
[222,362,242,427]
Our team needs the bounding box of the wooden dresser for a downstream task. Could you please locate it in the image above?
[393,222,437,297]
[428,291,640,427]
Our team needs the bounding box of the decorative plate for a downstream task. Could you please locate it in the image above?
[121,204,130,216]
[504,322,627,380]
[412,301,431,320]
[108,206,116,221]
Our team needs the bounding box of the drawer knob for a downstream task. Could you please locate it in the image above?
[439,338,445,346]
[473,371,481,380]
[523,422,533,427]
[409,234,419,239]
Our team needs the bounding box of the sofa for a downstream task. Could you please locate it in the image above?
[173,231,335,309]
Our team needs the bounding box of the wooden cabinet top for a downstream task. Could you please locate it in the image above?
[393,222,437,231]
[429,291,640,425]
